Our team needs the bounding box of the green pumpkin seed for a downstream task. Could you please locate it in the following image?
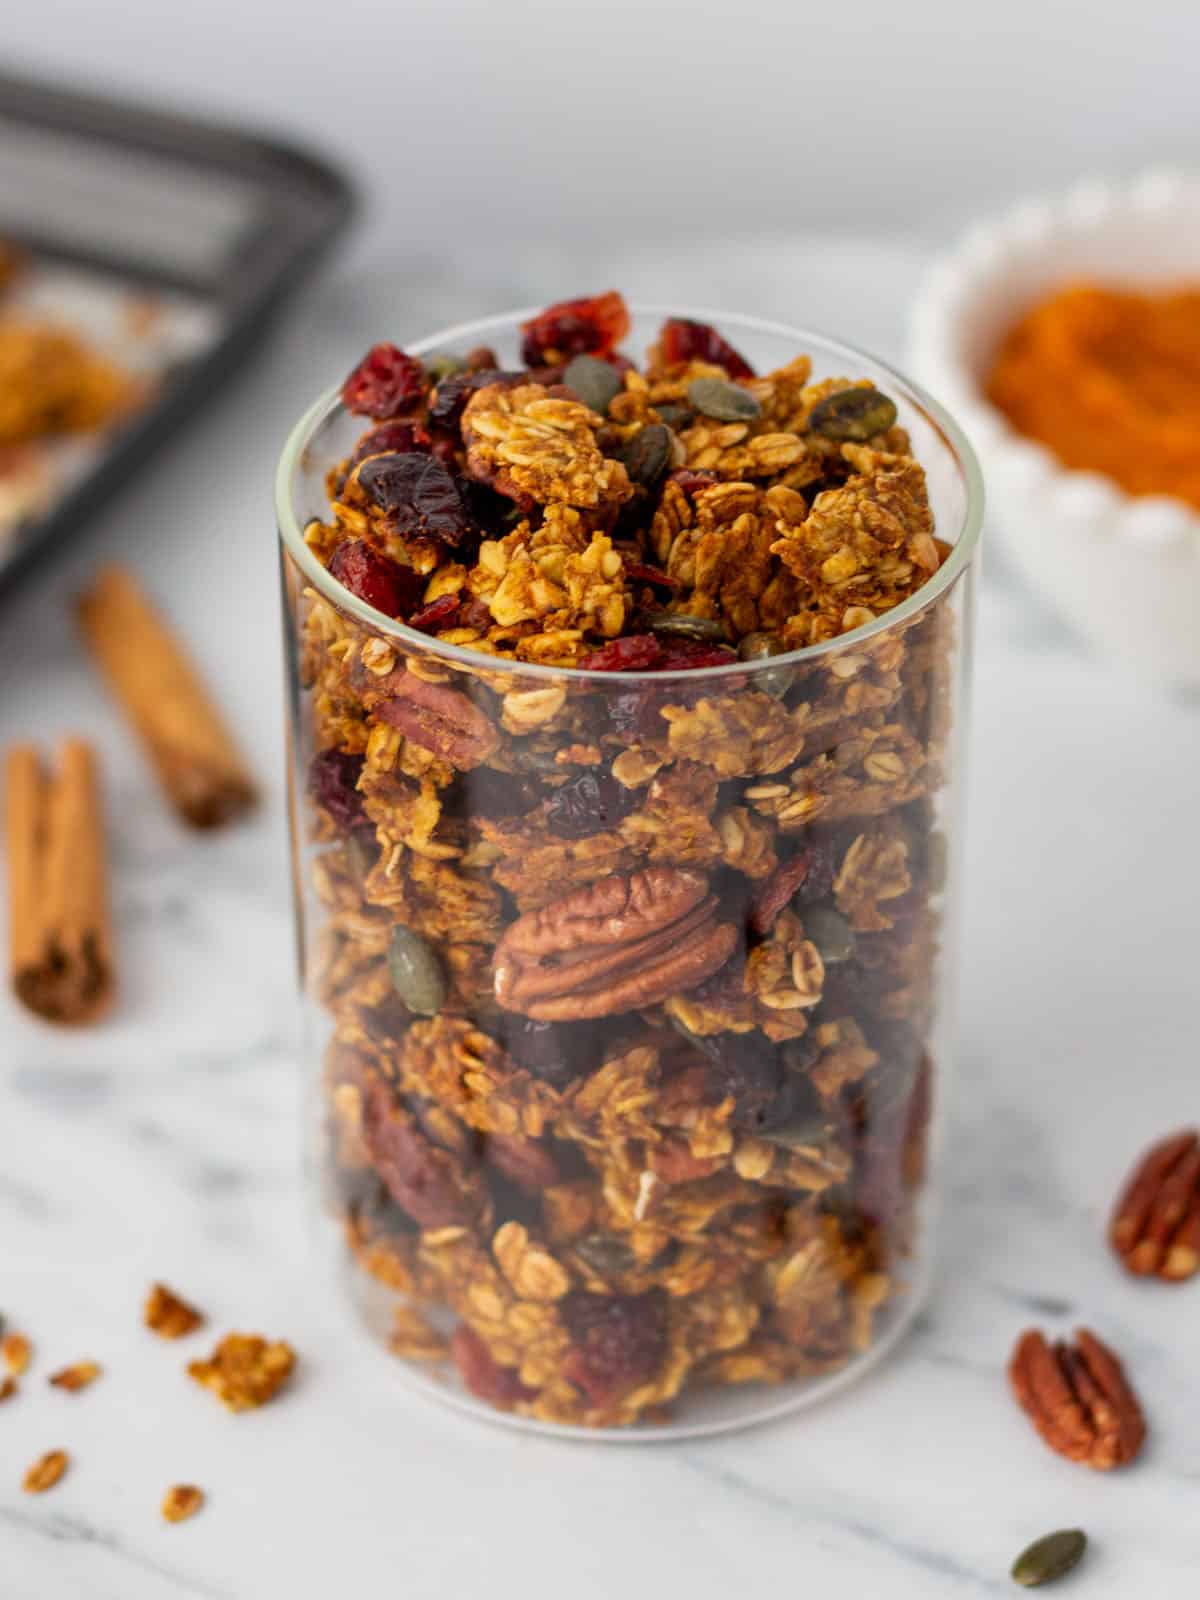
[574,1234,635,1279]
[425,352,464,382]
[654,402,694,431]
[804,905,855,964]
[388,926,447,1015]
[737,630,796,698]
[687,376,761,423]
[1011,1529,1087,1589]
[808,386,898,441]
[345,831,377,882]
[648,611,727,643]
[618,423,673,487]
[761,1114,834,1152]
[563,354,624,416]
[737,630,787,663]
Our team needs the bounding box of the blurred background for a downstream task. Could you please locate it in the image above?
[10,0,1200,260]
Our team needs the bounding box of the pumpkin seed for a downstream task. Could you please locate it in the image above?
[804,905,855,964]
[760,1114,834,1152]
[687,376,761,423]
[425,352,464,382]
[654,402,694,430]
[808,386,898,441]
[563,354,624,416]
[618,423,673,486]
[388,926,447,1015]
[574,1234,635,1279]
[737,629,796,697]
[648,611,727,643]
[1011,1529,1087,1589]
[345,831,377,882]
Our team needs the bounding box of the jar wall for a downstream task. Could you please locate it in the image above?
[278,311,979,1437]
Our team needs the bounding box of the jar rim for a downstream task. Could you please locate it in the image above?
[275,303,985,684]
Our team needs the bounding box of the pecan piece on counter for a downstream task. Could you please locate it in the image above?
[1008,1327,1146,1470]
[1109,1128,1200,1282]
[376,670,499,768]
[493,867,737,1021]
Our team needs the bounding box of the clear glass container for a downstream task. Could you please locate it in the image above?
[276,307,983,1437]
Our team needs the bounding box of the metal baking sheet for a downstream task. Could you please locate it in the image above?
[0,71,356,591]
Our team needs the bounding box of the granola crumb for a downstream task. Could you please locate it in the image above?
[48,1360,102,1393]
[2,1331,31,1375]
[0,1376,17,1402]
[23,1449,69,1494]
[144,1283,205,1339]
[187,1333,296,1412]
[161,1484,205,1524]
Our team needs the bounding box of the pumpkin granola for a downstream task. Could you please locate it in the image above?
[289,294,963,1428]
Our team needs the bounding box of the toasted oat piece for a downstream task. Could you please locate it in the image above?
[145,1282,205,1339]
[2,1331,31,1375]
[48,1360,101,1392]
[187,1333,296,1412]
[23,1449,69,1493]
[161,1484,205,1523]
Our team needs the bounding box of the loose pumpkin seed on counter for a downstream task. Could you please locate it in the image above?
[1011,1529,1088,1589]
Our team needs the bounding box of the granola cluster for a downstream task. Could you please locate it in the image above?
[291,293,958,1428]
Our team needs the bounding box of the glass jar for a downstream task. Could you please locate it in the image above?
[276,308,982,1437]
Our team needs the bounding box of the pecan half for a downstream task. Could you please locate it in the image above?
[361,1076,485,1228]
[376,670,499,769]
[1009,1327,1146,1470]
[1109,1128,1200,1282]
[493,867,737,1020]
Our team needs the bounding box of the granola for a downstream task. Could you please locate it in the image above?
[187,1334,296,1412]
[288,294,963,1428]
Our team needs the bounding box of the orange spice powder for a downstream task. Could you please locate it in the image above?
[986,281,1200,510]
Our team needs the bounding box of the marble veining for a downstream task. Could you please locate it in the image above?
[1,237,1198,1598]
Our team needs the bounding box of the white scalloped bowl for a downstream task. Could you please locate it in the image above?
[909,172,1200,688]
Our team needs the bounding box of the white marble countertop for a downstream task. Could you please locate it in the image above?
[2,238,1199,1599]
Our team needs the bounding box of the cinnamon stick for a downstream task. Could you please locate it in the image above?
[5,739,115,1023]
[77,565,257,828]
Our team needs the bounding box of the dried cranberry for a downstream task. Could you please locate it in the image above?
[350,422,430,468]
[520,291,631,366]
[657,318,754,380]
[455,767,541,820]
[794,836,837,905]
[328,538,424,617]
[704,1033,798,1133]
[498,1016,617,1087]
[308,749,365,831]
[669,469,720,496]
[561,1290,667,1406]
[451,1325,535,1409]
[655,639,737,671]
[428,368,525,428]
[748,850,814,937]
[579,634,663,672]
[543,772,637,839]
[461,479,523,539]
[356,453,477,549]
[407,594,459,633]
[623,561,676,593]
[341,343,426,418]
